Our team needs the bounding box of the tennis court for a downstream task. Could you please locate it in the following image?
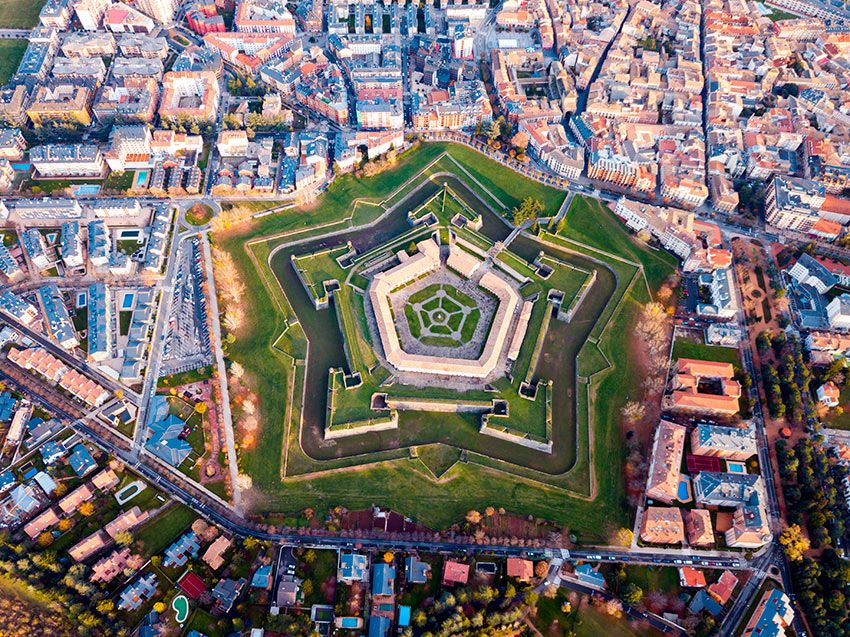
[686,454,723,473]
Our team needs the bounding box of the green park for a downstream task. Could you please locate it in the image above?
[214,142,677,542]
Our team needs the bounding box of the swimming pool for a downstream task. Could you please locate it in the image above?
[677,475,693,503]
[76,292,87,308]
[121,292,135,309]
[726,461,747,474]
[134,170,149,189]
[11,163,30,171]
[73,184,101,196]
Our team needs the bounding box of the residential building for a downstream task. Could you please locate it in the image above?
[0,244,23,281]
[404,556,431,584]
[202,535,232,570]
[442,561,469,586]
[87,283,111,361]
[787,253,838,294]
[817,381,840,407]
[708,571,738,605]
[104,125,153,171]
[234,0,296,33]
[118,573,158,611]
[684,509,714,547]
[103,2,156,32]
[0,128,26,160]
[72,0,111,29]
[646,420,687,504]
[163,531,200,568]
[211,578,245,613]
[0,291,38,326]
[158,71,220,123]
[693,472,770,548]
[640,506,685,545]
[60,221,84,268]
[506,558,533,582]
[679,567,706,588]
[87,220,111,266]
[30,144,104,178]
[764,175,827,233]
[690,423,757,460]
[37,284,79,350]
[338,553,368,583]
[827,294,850,330]
[741,589,794,637]
[68,443,96,476]
[135,0,178,24]
[27,85,93,128]
[666,358,741,415]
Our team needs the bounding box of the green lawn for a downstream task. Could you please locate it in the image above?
[135,503,197,556]
[158,365,214,388]
[535,592,659,637]
[214,143,665,538]
[0,0,45,28]
[623,565,680,593]
[0,40,25,84]
[765,7,799,20]
[104,171,135,191]
[671,339,741,367]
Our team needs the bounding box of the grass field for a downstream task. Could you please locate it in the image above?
[0,0,45,28]
[135,503,196,555]
[671,339,741,367]
[215,142,675,538]
[535,592,659,637]
[0,40,25,84]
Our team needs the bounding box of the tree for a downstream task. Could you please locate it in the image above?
[612,527,634,547]
[79,502,95,516]
[36,532,53,548]
[194,402,208,414]
[780,524,810,562]
[96,599,114,613]
[486,120,501,142]
[466,510,482,525]
[623,583,643,605]
[304,549,316,564]
[302,579,314,597]
[153,602,166,613]
[113,531,133,547]
[512,197,543,226]
[534,560,549,579]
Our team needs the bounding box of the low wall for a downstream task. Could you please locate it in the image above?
[325,412,399,439]
[386,396,493,413]
[479,422,553,453]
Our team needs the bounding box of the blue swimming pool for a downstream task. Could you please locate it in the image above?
[73,184,101,196]
[677,475,693,503]
[134,170,149,188]
[727,461,746,473]
[11,163,30,171]
[122,292,135,309]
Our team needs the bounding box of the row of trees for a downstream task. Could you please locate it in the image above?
[777,437,849,549]
[760,333,814,424]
